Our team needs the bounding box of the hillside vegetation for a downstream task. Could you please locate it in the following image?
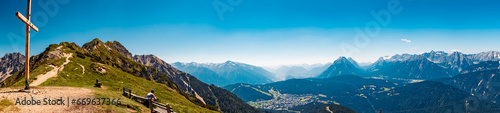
[2,39,217,113]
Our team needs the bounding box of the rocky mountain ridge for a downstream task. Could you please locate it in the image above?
[0,53,25,82]
[380,50,500,74]
[1,38,260,113]
[131,55,260,112]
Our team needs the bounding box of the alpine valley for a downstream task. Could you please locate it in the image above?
[222,51,500,113]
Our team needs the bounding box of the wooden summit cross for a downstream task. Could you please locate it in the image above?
[16,0,39,90]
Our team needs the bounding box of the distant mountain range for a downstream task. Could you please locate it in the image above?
[382,50,500,74]
[274,66,308,79]
[0,53,24,82]
[318,50,500,81]
[373,56,451,79]
[269,63,331,80]
[170,50,500,86]
[172,61,274,86]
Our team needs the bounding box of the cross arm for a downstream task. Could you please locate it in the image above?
[16,12,39,32]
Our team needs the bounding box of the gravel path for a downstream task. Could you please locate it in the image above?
[30,53,73,86]
[77,63,85,75]
[0,87,98,112]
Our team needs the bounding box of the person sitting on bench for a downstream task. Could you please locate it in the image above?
[146,90,158,101]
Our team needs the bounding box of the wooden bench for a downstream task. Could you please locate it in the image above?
[154,108,170,113]
[148,99,175,113]
[123,87,132,98]
[122,87,175,113]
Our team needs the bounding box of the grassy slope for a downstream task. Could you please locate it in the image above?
[6,43,217,113]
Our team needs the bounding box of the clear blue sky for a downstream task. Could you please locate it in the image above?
[1,0,500,66]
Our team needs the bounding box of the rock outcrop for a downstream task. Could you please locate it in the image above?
[0,53,25,82]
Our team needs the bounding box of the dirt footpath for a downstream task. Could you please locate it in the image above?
[30,53,73,86]
[0,87,99,113]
